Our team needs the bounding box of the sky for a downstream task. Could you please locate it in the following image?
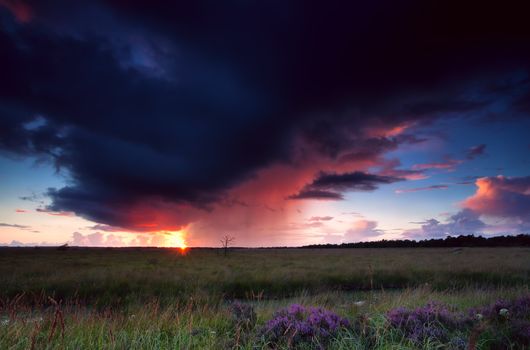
[1,0,530,247]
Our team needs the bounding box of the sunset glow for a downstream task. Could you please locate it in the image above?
[164,231,187,250]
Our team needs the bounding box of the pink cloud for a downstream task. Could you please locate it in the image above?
[364,121,415,138]
[319,219,385,244]
[340,211,364,217]
[70,231,174,247]
[463,175,530,219]
[309,216,334,221]
[343,220,384,242]
[130,235,151,246]
[71,232,106,246]
[150,234,167,247]
[88,224,125,232]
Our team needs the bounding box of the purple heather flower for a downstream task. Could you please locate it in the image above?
[471,295,530,322]
[386,301,471,344]
[261,304,350,348]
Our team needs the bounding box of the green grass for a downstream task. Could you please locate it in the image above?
[0,247,529,349]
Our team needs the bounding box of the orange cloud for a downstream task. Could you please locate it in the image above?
[124,200,203,232]
[364,121,415,138]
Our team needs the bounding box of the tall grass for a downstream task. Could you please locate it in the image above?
[1,247,528,303]
[0,247,529,349]
[2,287,528,349]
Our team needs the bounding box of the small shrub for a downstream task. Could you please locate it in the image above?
[56,244,69,251]
[470,295,530,348]
[351,314,377,349]
[386,301,471,345]
[471,295,530,322]
[230,301,256,331]
[260,304,350,349]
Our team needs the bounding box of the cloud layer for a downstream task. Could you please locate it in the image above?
[1,0,529,242]
[288,172,401,200]
[404,209,486,239]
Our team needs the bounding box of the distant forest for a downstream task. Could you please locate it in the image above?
[301,234,530,248]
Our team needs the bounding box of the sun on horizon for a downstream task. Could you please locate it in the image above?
[164,230,188,252]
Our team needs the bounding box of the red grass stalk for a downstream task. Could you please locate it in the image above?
[47,297,65,343]
[468,323,485,350]
[29,322,42,350]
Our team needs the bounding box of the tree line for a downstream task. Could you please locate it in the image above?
[301,234,530,249]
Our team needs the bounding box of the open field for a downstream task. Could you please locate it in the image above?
[1,247,529,349]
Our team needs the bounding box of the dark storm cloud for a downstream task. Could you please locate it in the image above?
[1,0,530,229]
[288,190,344,201]
[466,144,486,160]
[0,223,29,229]
[310,172,401,192]
[288,171,401,200]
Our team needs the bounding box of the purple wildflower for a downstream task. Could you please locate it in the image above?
[230,301,256,331]
[261,304,350,348]
[470,295,530,322]
[469,295,530,348]
[386,301,471,344]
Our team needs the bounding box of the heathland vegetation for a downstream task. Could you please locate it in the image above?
[1,247,529,349]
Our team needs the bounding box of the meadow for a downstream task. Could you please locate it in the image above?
[0,247,529,349]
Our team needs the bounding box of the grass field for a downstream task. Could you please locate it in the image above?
[1,247,529,349]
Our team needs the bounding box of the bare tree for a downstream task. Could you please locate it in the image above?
[56,243,69,251]
[220,235,235,256]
